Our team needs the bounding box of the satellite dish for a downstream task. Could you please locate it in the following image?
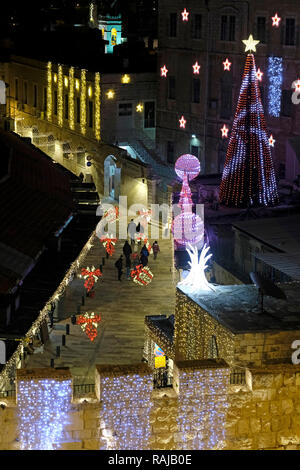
[250,272,287,314]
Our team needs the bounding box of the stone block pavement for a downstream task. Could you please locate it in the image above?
[25,228,178,384]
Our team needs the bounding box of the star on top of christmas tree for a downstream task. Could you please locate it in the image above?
[242,34,260,53]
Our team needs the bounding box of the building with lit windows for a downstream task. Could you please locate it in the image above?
[3,50,159,206]
[156,0,300,180]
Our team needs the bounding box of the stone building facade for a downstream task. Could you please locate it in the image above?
[0,362,300,450]
[1,55,159,206]
[156,0,300,179]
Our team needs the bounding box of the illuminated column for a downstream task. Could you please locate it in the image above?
[174,361,229,450]
[69,66,75,130]
[96,364,153,450]
[17,368,73,450]
[46,62,52,122]
[94,72,101,141]
[57,65,63,127]
[80,69,87,135]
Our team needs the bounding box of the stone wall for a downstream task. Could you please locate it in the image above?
[1,362,300,450]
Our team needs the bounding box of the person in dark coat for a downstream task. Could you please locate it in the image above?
[123,240,132,259]
[152,241,160,260]
[140,244,149,267]
[115,255,123,281]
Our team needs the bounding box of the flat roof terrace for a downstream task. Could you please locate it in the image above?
[178,282,300,334]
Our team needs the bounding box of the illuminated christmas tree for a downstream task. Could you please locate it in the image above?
[219,35,279,208]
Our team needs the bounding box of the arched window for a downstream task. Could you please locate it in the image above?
[111,28,117,46]
[209,335,219,359]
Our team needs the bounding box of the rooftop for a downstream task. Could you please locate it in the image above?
[177,282,300,334]
[232,215,300,253]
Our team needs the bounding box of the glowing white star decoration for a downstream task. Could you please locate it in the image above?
[178,243,216,293]
[242,34,260,53]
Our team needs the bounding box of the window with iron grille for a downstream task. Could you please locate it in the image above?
[118,103,132,116]
[43,87,47,112]
[281,90,292,117]
[144,101,155,128]
[88,100,93,127]
[33,84,37,108]
[76,96,80,123]
[54,90,57,115]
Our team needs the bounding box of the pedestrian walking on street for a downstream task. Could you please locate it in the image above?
[115,255,123,281]
[152,241,160,260]
[140,244,149,267]
[127,219,136,248]
[123,240,132,258]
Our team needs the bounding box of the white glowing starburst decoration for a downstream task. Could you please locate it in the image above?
[179,243,216,292]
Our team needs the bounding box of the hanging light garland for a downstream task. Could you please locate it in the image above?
[79,266,102,292]
[0,231,97,388]
[76,312,101,342]
[131,264,154,286]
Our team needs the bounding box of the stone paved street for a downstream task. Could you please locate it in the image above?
[25,227,178,383]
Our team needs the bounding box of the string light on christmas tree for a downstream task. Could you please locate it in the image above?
[192,61,201,74]
[220,124,229,138]
[272,13,281,27]
[223,58,232,71]
[267,57,283,117]
[76,312,101,341]
[181,8,189,21]
[242,34,260,53]
[219,51,279,208]
[256,68,263,81]
[131,265,154,286]
[269,134,276,147]
[80,266,102,292]
[160,65,168,77]
[179,116,186,128]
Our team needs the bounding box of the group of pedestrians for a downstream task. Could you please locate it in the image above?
[114,219,160,281]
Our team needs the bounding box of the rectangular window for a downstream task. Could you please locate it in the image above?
[168,76,176,100]
[76,96,80,123]
[169,13,177,37]
[192,14,202,39]
[33,84,37,108]
[144,101,155,128]
[192,78,201,103]
[88,100,93,127]
[229,16,236,41]
[167,141,174,163]
[65,94,69,119]
[15,78,18,100]
[54,90,57,115]
[221,15,235,41]
[191,145,199,159]
[257,17,266,43]
[118,103,132,116]
[43,88,47,112]
[281,90,292,117]
[23,82,27,104]
[285,18,296,45]
[220,82,232,119]
[220,15,227,40]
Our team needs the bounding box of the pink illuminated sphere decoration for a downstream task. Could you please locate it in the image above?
[175,154,201,181]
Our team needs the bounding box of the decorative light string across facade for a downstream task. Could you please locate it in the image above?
[68,66,75,130]
[80,69,87,135]
[57,65,63,127]
[46,62,52,122]
[94,72,101,141]
[267,56,283,117]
